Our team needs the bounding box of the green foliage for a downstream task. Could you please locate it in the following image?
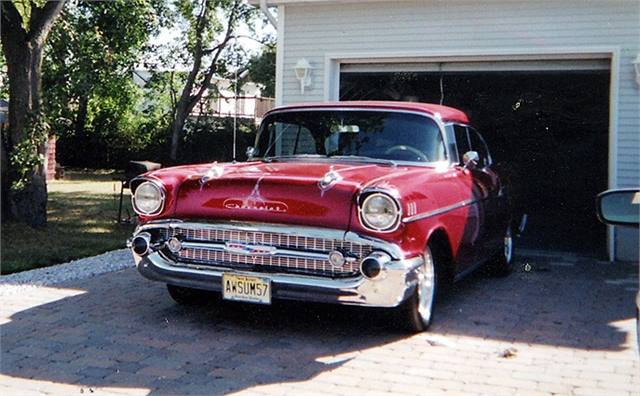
[35,0,263,169]
[180,116,256,164]
[247,41,276,98]
[12,0,45,30]
[163,0,257,80]
[135,71,186,160]
[43,0,167,168]
[8,112,49,191]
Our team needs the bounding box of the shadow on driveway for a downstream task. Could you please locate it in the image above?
[0,250,637,394]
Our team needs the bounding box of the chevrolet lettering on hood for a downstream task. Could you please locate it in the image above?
[128,100,513,333]
[222,198,288,213]
[222,176,288,213]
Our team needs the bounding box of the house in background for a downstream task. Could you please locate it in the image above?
[190,77,275,123]
[133,70,275,123]
[252,0,639,261]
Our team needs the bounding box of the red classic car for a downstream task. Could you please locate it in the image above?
[128,101,513,332]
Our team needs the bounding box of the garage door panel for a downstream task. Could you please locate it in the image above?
[341,59,610,73]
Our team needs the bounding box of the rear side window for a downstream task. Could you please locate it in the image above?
[453,124,471,163]
[452,124,492,168]
[468,128,491,168]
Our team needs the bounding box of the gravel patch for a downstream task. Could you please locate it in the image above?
[0,249,134,296]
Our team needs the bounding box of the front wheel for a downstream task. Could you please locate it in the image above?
[394,246,438,333]
[166,284,212,305]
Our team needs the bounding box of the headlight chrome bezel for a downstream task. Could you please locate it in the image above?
[132,180,165,216]
[358,191,402,233]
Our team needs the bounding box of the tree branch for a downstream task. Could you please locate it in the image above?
[188,0,240,109]
[232,34,271,45]
[169,71,178,111]
[176,0,209,113]
[28,0,66,45]
[1,1,28,44]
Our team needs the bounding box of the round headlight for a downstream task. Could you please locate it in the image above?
[360,193,400,231]
[133,181,164,215]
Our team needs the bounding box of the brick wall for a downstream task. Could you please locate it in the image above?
[45,136,57,181]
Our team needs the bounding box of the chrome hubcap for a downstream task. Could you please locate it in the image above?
[504,230,513,264]
[417,248,436,323]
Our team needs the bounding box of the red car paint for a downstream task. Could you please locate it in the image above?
[135,102,509,274]
[267,101,470,124]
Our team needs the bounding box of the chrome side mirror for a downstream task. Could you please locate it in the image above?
[246,146,256,160]
[596,189,640,227]
[462,150,479,170]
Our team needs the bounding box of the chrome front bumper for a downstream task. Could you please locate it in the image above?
[130,220,423,308]
[134,250,423,307]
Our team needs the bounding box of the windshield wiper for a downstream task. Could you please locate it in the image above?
[328,155,397,167]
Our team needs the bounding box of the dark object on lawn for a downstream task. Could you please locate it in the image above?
[125,161,162,187]
[114,161,162,223]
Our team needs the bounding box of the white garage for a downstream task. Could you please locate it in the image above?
[252,0,640,261]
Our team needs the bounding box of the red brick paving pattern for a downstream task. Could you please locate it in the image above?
[1,251,638,395]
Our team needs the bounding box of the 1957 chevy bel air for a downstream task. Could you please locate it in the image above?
[128,101,513,332]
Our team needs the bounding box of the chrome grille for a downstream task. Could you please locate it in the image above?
[160,226,373,277]
[178,248,358,275]
[173,227,369,255]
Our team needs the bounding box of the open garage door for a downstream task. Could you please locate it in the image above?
[340,59,610,257]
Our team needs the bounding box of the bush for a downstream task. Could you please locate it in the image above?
[178,117,257,164]
[56,116,257,169]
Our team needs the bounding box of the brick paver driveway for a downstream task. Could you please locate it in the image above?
[1,251,638,395]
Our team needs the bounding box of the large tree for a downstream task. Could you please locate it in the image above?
[1,0,65,226]
[167,0,254,162]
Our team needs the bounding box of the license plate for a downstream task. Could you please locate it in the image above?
[222,273,271,304]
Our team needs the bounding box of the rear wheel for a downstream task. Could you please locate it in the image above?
[166,284,211,305]
[395,245,438,333]
[486,227,514,276]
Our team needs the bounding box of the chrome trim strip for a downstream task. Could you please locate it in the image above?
[156,253,364,288]
[136,220,406,259]
[181,241,332,261]
[402,198,479,224]
[155,254,424,284]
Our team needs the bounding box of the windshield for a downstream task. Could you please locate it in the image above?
[253,110,446,163]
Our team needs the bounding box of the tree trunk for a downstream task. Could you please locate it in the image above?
[1,1,65,227]
[3,43,48,227]
[167,0,241,163]
[1,128,9,222]
[74,95,89,138]
[169,101,189,163]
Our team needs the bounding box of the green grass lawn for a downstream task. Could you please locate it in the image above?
[1,170,136,275]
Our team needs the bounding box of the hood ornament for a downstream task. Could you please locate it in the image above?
[318,169,342,196]
[199,163,225,188]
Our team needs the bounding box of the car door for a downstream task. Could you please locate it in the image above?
[466,127,505,256]
[450,124,485,271]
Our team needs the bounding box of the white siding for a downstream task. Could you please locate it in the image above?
[278,0,640,260]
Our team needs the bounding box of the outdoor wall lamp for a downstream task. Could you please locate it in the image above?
[294,58,313,94]
[633,54,640,88]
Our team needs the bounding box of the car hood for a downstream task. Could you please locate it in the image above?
[144,160,436,230]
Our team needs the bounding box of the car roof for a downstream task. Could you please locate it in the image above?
[266,101,470,123]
